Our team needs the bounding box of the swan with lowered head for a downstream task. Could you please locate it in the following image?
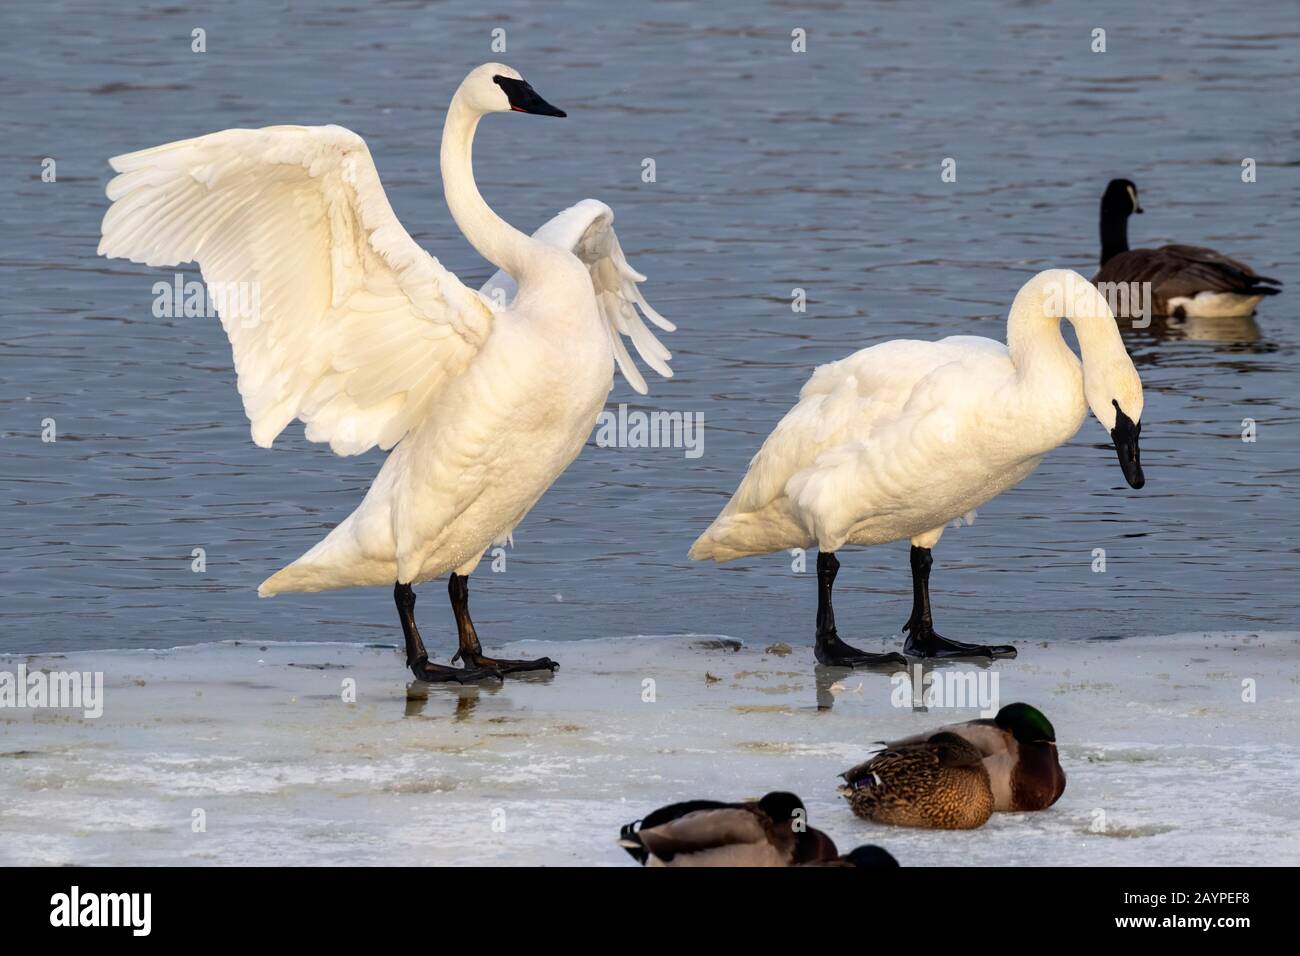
[1093,178,1282,318]
[690,270,1144,665]
[98,63,675,682]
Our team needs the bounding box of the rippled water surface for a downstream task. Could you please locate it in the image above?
[2,0,1297,654]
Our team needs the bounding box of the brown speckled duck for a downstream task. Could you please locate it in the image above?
[619,792,840,867]
[840,732,994,829]
[879,702,1066,812]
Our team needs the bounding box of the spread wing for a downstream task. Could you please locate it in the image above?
[481,198,674,394]
[98,124,495,455]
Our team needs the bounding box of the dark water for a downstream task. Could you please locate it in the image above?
[2,0,1297,655]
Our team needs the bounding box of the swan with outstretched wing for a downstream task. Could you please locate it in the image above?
[98,63,673,682]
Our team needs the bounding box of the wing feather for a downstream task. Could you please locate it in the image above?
[635,807,768,861]
[1094,245,1283,301]
[480,198,673,395]
[99,124,494,455]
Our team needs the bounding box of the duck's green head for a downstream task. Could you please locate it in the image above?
[995,703,1056,743]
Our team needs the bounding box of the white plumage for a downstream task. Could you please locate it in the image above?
[99,64,673,601]
[691,269,1145,562]
[101,123,492,457]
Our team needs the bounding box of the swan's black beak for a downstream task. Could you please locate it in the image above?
[1110,402,1144,489]
[493,76,566,117]
[1134,205,1144,214]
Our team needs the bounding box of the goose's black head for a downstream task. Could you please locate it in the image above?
[492,74,566,117]
[1103,178,1143,217]
[1100,180,1141,266]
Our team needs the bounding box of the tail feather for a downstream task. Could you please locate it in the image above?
[258,516,396,596]
[688,514,774,563]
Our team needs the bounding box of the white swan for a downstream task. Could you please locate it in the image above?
[689,269,1144,665]
[98,63,674,682]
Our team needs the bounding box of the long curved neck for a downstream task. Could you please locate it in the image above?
[1007,271,1127,392]
[1007,274,1082,394]
[1099,202,1129,266]
[440,92,536,277]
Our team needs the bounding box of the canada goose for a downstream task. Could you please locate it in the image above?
[1093,178,1282,318]
[619,792,839,866]
[840,732,994,830]
[97,64,673,682]
[879,702,1065,812]
[690,270,1145,665]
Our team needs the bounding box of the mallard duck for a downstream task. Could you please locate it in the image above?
[840,732,993,829]
[806,845,902,868]
[880,702,1066,811]
[1093,178,1282,318]
[619,792,839,866]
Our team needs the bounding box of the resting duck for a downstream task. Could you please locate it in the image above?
[810,845,902,868]
[879,702,1066,812]
[619,792,839,866]
[1093,178,1282,318]
[840,732,994,830]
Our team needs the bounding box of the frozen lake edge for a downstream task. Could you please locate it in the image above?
[1,631,1297,866]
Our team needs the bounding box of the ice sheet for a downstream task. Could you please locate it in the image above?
[1,632,1296,866]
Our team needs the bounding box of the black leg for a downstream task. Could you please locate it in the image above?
[813,551,907,668]
[394,582,503,683]
[901,547,1017,659]
[448,574,558,674]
